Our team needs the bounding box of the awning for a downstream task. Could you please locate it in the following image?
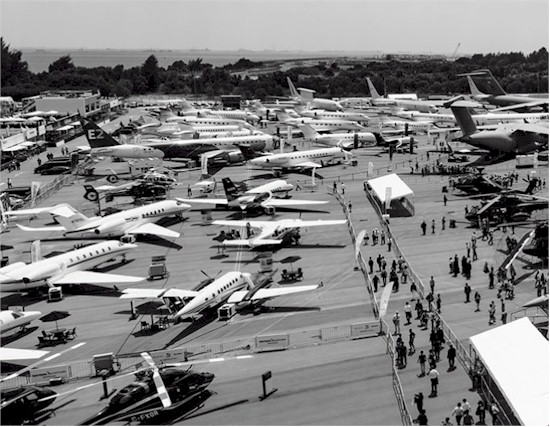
[469,317,549,426]
[367,173,413,202]
[1,145,26,151]
[20,141,37,147]
[56,125,74,132]
[70,121,82,126]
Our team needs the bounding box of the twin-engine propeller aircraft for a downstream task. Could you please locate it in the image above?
[6,200,190,240]
[0,240,144,292]
[212,218,347,248]
[121,271,322,320]
[177,178,327,214]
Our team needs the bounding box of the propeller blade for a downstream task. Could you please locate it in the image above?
[153,369,172,409]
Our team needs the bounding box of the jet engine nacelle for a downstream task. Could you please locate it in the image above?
[226,151,245,164]
[22,263,63,284]
[94,218,128,235]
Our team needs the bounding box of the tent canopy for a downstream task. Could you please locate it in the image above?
[367,173,413,203]
[469,317,549,426]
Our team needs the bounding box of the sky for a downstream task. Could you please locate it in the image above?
[1,0,548,54]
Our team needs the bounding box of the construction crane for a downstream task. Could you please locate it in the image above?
[451,42,461,60]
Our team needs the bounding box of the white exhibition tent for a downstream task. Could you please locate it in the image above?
[469,317,549,426]
[366,173,415,216]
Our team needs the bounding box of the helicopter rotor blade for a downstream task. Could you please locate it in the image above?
[152,369,172,408]
[141,352,156,367]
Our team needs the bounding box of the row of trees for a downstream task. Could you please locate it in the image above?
[1,37,548,101]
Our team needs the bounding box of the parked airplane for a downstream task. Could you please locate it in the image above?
[445,98,549,164]
[0,310,42,335]
[176,99,260,123]
[460,69,549,112]
[248,146,349,174]
[81,121,165,159]
[299,124,375,148]
[276,111,364,132]
[395,109,548,126]
[366,78,441,112]
[212,218,347,248]
[9,200,190,240]
[142,133,271,161]
[299,109,370,123]
[287,77,343,111]
[0,240,144,292]
[121,271,322,320]
[177,178,327,214]
[244,179,294,196]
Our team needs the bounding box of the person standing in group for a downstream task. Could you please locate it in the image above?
[404,301,412,325]
[489,402,500,425]
[392,311,401,335]
[417,350,427,377]
[413,392,424,417]
[368,256,374,274]
[476,401,486,425]
[462,398,472,416]
[417,409,428,426]
[428,366,439,396]
[463,410,474,425]
[436,294,442,313]
[489,301,496,325]
[372,274,379,292]
[340,182,345,195]
[451,402,464,425]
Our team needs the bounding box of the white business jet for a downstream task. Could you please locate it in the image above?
[0,310,42,335]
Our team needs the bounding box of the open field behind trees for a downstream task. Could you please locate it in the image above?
[1,37,548,101]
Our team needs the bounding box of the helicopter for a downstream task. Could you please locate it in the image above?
[80,353,215,425]
[0,385,58,425]
[465,192,548,227]
[497,221,549,271]
[453,168,510,195]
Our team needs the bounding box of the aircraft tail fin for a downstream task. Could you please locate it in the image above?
[179,99,196,111]
[373,132,387,146]
[299,124,319,140]
[286,77,301,99]
[30,240,41,263]
[466,76,484,97]
[366,77,382,99]
[53,209,90,232]
[82,120,120,148]
[221,178,242,201]
[276,111,291,123]
[449,105,478,136]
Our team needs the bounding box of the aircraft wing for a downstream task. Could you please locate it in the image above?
[490,100,549,113]
[294,161,323,168]
[228,284,321,303]
[266,199,328,207]
[16,224,66,233]
[52,271,145,285]
[120,288,198,299]
[0,348,49,361]
[3,203,77,218]
[176,197,228,205]
[213,220,272,228]
[509,123,550,135]
[279,219,347,227]
[127,223,180,239]
[222,239,282,247]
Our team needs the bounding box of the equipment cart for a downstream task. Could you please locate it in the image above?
[148,255,169,280]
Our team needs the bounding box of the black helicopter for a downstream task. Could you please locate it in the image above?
[498,221,549,270]
[465,192,548,227]
[0,385,58,425]
[453,168,510,195]
[80,353,215,425]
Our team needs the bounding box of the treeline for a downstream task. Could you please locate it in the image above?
[1,37,548,101]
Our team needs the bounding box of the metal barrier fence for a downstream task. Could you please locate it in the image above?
[362,183,514,424]
[0,321,381,390]
[332,189,412,425]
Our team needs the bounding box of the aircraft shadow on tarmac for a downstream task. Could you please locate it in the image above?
[91,258,135,273]
[240,305,321,315]
[173,398,250,424]
[162,311,222,348]
[0,326,39,346]
[136,234,183,250]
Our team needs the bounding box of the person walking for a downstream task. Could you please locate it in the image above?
[489,402,500,425]
[464,282,471,303]
[368,257,374,274]
[387,237,392,252]
[417,350,427,377]
[417,409,428,426]
[429,276,435,294]
[428,367,439,396]
[404,301,412,325]
[380,230,386,245]
[392,311,401,335]
[421,220,427,235]
[451,402,464,425]
[431,219,436,234]
[414,392,424,415]
[443,194,447,206]
[447,343,456,370]
[409,328,416,354]
[442,216,446,230]
[489,301,496,325]
[187,185,192,197]
[381,269,387,287]
[475,401,486,425]
[7,178,12,188]
[340,182,345,195]
[372,274,379,292]
[348,201,352,213]
[462,398,472,416]
[474,291,481,312]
